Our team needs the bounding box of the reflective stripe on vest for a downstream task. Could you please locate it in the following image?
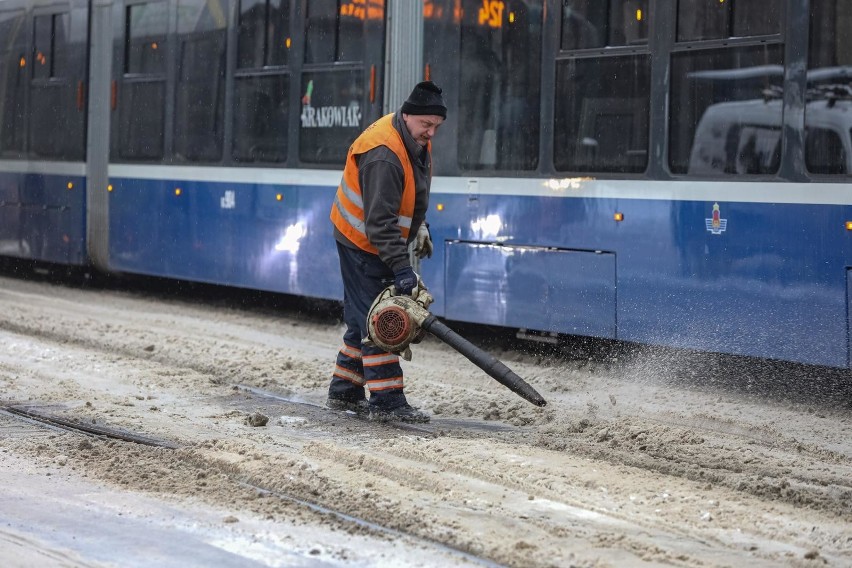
[332,179,367,238]
[330,113,423,254]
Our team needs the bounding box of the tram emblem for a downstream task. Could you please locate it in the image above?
[705,203,727,235]
[220,190,236,210]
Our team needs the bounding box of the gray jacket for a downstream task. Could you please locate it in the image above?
[334,111,431,273]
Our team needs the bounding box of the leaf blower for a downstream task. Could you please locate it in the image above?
[364,284,547,407]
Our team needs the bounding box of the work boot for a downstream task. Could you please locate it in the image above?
[326,397,369,415]
[369,403,430,424]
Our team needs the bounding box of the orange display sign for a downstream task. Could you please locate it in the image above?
[340,0,384,21]
[478,0,504,28]
[423,1,444,19]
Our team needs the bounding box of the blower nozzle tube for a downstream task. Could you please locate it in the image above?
[421,315,547,407]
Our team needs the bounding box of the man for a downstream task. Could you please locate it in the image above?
[327,81,447,423]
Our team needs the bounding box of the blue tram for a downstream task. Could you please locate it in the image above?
[1,0,851,368]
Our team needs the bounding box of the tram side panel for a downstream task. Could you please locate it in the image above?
[434,183,850,369]
[0,169,86,264]
[107,171,343,300]
[613,195,849,369]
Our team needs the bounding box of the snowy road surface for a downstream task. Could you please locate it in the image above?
[0,274,849,567]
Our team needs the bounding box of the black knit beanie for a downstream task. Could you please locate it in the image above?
[401,81,447,119]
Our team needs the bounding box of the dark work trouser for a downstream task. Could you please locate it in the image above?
[328,241,408,410]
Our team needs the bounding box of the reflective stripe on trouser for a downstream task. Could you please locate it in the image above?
[363,351,403,392]
[329,337,367,401]
[328,242,409,409]
[332,343,365,386]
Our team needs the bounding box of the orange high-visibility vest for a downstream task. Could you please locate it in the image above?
[330,113,428,254]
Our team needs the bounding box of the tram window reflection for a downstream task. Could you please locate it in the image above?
[118,81,165,160]
[561,0,648,50]
[125,3,166,75]
[30,13,73,159]
[304,0,366,64]
[238,0,290,68]
[669,45,783,175]
[806,0,852,176]
[554,55,650,173]
[298,71,364,165]
[233,75,289,163]
[0,11,26,154]
[51,13,70,78]
[677,0,779,42]
[267,0,290,66]
[733,1,779,37]
[457,0,541,171]
[29,82,66,158]
[119,2,167,162]
[237,0,267,68]
[173,0,226,162]
[806,128,847,175]
[337,0,367,62]
[32,15,51,80]
[304,0,335,64]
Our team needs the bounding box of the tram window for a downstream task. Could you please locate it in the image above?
[677,0,780,41]
[806,0,852,176]
[238,0,266,68]
[304,0,368,64]
[554,55,650,173]
[267,0,291,66]
[298,70,363,164]
[806,128,847,175]
[51,13,70,78]
[126,3,167,75]
[30,13,73,159]
[689,122,781,175]
[32,16,50,79]
[0,10,26,154]
[29,86,65,158]
[118,80,165,160]
[669,45,783,174]
[32,14,69,79]
[561,0,648,50]
[119,2,167,161]
[458,0,542,171]
[337,0,370,62]
[233,75,289,163]
[304,0,335,63]
[173,0,226,162]
[732,1,779,37]
[808,0,852,68]
[238,0,290,68]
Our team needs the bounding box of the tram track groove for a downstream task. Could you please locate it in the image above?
[0,405,508,567]
[0,405,179,448]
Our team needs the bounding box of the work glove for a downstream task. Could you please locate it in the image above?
[393,266,420,297]
[413,223,433,259]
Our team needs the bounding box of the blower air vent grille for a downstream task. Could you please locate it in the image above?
[372,306,412,346]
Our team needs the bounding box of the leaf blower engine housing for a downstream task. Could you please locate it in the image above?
[366,286,433,355]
